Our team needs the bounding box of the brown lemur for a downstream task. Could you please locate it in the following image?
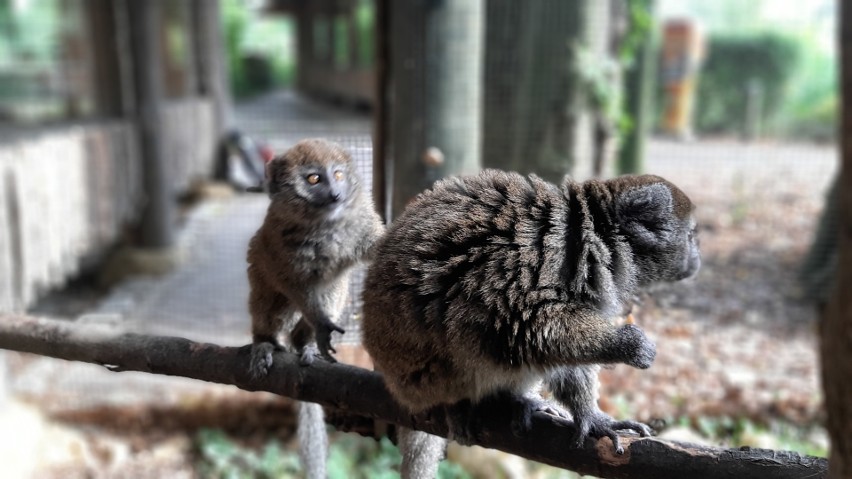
[246,139,384,478]
[362,170,700,476]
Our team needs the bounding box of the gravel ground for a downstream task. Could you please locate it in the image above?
[600,139,836,428]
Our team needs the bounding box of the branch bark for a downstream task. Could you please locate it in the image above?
[0,315,827,479]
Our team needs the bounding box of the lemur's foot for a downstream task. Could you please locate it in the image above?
[574,411,654,454]
[500,393,573,437]
[315,320,345,362]
[298,344,322,366]
[524,393,572,420]
[447,393,545,442]
[249,340,284,378]
[512,393,572,435]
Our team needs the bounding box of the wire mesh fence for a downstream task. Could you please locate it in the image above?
[1,0,840,475]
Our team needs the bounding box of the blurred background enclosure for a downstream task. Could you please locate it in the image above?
[0,0,839,477]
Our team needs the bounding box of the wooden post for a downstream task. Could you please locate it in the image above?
[192,0,233,134]
[482,0,604,184]
[822,2,852,477]
[88,0,122,117]
[386,0,483,219]
[127,0,174,248]
[295,4,314,94]
[618,0,657,175]
[347,1,360,70]
[372,0,390,222]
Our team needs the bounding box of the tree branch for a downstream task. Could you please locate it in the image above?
[0,315,828,479]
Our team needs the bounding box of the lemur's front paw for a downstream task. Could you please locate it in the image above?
[574,412,654,454]
[249,341,279,378]
[617,324,656,369]
[315,320,345,362]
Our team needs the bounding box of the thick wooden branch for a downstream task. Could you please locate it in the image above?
[0,315,828,479]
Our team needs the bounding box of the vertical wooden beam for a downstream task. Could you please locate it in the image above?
[112,0,136,116]
[618,0,657,175]
[325,0,335,68]
[481,0,603,183]
[387,0,484,219]
[127,0,175,248]
[181,1,199,99]
[372,0,390,221]
[192,0,233,134]
[347,0,360,70]
[295,4,314,93]
[88,0,122,117]
[823,3,852,478]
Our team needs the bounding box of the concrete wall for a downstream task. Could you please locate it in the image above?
[0,96,219,313]
[0,122,142,312]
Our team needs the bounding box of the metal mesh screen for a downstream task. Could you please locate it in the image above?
[7,0,839,474]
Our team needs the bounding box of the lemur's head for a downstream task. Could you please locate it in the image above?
[266,139,361,218]
[607,175,701,286]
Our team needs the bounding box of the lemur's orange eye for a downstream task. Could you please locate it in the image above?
[334,170,344,181]
[306,174,320,185]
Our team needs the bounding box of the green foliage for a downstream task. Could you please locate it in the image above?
[222,0,250,97]
[328,435,471,479]
[0,0,60,63]
[672,416,828,458]
[619,0,654,67]
[195,429,301,479]
[354,0,376,66]
[333,16,350,70]
[195,430,472,478]
[575,45,624,131]
[694,31,799,136]
[222,0,296,98]
[779,32,837,142]
[327,436,395,479]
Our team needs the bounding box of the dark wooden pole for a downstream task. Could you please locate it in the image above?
[822,2,852,477]
[88,0,122,117]
[372,0,391,222]
[192,0,233,135]
[481,0,602,183]
[127,0,175,248]
[387,0,483,219]
[618,0,657,175]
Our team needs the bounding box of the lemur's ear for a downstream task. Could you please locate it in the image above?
[615,182,675,247]
[266,157,284,196]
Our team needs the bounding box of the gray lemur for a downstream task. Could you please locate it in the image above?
[362,170,700,477]
[246,139,384,478]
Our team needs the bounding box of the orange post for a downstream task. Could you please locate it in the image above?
[660,19,705,139]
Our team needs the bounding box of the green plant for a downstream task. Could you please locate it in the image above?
[694,31,799,136]
[354,0,375,67]
[222,0,251,97]
[328,435,471,479]
[195,430,473,479]
[195,429,301,479]
[779,31,837,142]
[222,1,297,98]
[666,416,829,458]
